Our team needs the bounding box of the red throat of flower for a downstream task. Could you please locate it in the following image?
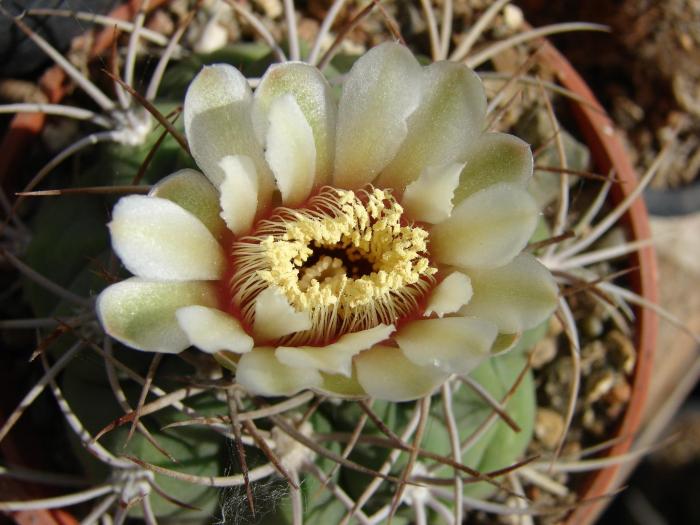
[222,186,437,346]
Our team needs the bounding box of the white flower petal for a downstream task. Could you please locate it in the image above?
[237,347,322,396]
[264,95,316,207]
[425,272,473,317]
[275,323,394,377]
[218,155,259,236]
[318,370,366,398]
[175,305,253,354]
[430,183,538,269]
[454,133,533,204]
[378,60,487,190]
[253,287,312,341]
[97,278,217,353]
[401,162,463,224]
[253,62,336,186]
[460,253,559,333]
[150,169,226,240]
[395,317,497,375]
[184,64,274,208]
[355,345,449,402]
[491,332,521,355]
[109,195,224,281]
[333,42,423,189]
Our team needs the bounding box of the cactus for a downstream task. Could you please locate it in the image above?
[0,2,667,523]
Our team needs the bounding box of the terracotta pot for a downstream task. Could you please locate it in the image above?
[537,39,658,525]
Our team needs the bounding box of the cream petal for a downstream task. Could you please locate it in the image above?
[333,42,423,189]
[253,287,312,341]
[395,317,497,375]
[424,272,473,318]
[275,323,394,377]
[236,347,323,396]
[264,95,316,207]
[453,133,533,204]
[378,60,487,190]
[430,183,538,269]
[317,370,366,398]
[184,64,274,209]
[491,332,522,355]
[175,305,253,354]
[150,169,226,240]
[97,278,217,353]
[109,195,224,281]
[401,162,463,224]
[253,62,336,186]
[355,345,449,402]
[460,253,559,334]
[218,155,259,236]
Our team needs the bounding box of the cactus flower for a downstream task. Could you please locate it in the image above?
[97,42,558,401]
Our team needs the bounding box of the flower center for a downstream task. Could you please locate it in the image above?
[229,187,437,345]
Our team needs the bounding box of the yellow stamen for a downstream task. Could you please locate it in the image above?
[230,187,436,344]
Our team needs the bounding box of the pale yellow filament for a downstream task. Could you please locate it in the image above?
[230,187,436,345]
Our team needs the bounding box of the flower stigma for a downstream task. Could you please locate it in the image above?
[229,186,437,345]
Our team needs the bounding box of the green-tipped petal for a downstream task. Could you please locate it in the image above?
[460,253,559,334]
[333,43,423,189]
[150,169,226,240]
[396,317,497,375]
[430,183,539,269]
[275,324,394,377]
[253,62,336,186]
[184,64,274,209]
[317,369,366,398]
[454,133,533,204]
[355,345,449,402]
[237,347,322,396]
[176,305,253,354]
[109,195,224,281]
[97,278,217,353]
[491,332,522,355]
[378,60,487,190]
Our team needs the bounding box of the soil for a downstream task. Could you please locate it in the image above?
[518,0,700,192]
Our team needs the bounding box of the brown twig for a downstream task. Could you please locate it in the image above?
[16,185,150,197]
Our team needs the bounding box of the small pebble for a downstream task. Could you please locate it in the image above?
[254,0,283,18]
[535,408,565,449]
[503,5,524,30]
[580,340,606,375]
[606,377,632,405]
[0,79,48,104]
[607,330,636,375]
[531,337,557,369]
[585,369,616,404]
[582,314,605,338]
[582,407,604,435]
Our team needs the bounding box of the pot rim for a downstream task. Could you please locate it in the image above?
[537,39,659,525]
